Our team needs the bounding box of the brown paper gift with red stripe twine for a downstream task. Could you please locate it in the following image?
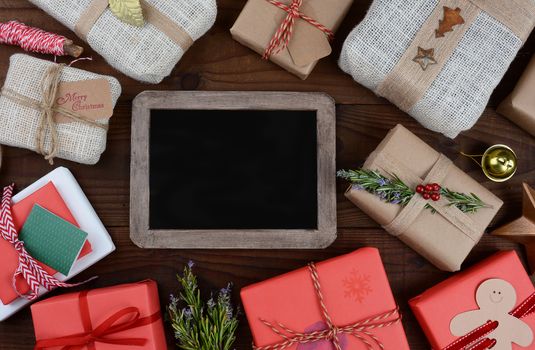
[231,0,353,80]
[344,125,503,272]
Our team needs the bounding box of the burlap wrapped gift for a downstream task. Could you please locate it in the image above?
[28,0,217,84]
[0,54,121,165]
[339,0,535,138]
[344,125,503,271]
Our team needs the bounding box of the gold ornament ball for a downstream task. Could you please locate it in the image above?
[481,145,517,182]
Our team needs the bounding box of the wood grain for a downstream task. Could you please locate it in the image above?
[0,1,534,349]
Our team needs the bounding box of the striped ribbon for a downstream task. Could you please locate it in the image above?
[443,292,535,350]
[253,262,401,350]
[0,184,89,301]
[262,0,334,60]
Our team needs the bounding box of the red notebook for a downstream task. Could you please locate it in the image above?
[0,182,92,305]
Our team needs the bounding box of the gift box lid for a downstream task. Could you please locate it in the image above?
[0,167,115,322]
[31,280,166,350]
[0,181,92,305]
[410,250,535,349]
[241,247,409,349]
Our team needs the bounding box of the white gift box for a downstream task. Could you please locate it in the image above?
[0,167,115,321]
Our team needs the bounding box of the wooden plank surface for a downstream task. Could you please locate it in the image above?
[0,1,534,349]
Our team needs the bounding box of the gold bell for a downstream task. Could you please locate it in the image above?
[461,144,517,182]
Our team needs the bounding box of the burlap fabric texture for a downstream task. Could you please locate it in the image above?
[0,54,121,165]
[339,0,535,138]
[28,0,217,84]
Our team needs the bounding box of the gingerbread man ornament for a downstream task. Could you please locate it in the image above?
[450,279,533,350]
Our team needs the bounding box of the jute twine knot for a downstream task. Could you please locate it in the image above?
[252,262,401,350]
[0,63,108,165]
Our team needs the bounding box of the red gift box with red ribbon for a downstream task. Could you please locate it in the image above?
[30,280,166,350]
[241,247,409,349]
[410,251,535,350]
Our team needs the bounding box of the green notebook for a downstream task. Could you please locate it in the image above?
[19,205,88,276]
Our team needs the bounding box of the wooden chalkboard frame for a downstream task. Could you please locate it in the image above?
[130,91,336,249]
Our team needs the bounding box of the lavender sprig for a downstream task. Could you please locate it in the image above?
[168,261,239,350]
[337,169,489,214]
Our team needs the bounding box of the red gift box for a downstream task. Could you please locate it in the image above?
[241,247,409,349]
[0,182,92,305]
[410,251,535,350]
[31,280,166,350]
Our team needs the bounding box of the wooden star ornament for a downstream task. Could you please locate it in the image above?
[492,183,535,273]
[413,47,437,71]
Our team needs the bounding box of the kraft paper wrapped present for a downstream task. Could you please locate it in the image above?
[28,0,217,83]
[231,0,353,80]
[31,280,166,350]
[0,167,115,322]
[0,54,121,165]
[344,125,503,272]
[498,55,535,138]
[340,0,535,138]
[410,251,535,350]
[241,247,410,349]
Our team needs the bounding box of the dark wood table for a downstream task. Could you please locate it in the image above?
[1,1,534,349]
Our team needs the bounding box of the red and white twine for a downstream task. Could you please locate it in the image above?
[253,262,401,350]
[0,184,90,300]
[0,20,67,56]
[262,0,334,60]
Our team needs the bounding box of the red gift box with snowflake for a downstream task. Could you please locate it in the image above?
[241,248,410,349]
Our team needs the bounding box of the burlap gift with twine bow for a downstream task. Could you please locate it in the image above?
[0,54,121,165]
[340,0,535,138]
[344,125,503,272]
[28,0,217,84]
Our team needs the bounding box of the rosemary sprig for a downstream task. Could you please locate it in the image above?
[168,261,239,350]
[337,169,489,214]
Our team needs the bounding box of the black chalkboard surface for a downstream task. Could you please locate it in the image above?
[149,109,318,230]
[130,91,336,249]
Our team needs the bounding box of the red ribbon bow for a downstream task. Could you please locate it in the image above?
[263,0,335,60]
[443,292,535,350]
[34,290,161,350]
[0,184,87,300]
[253,262,401,350]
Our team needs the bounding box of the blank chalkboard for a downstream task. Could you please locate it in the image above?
[130,91,336,249]
[149,109,318,230]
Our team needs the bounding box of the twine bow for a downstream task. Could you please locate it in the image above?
[34,290,161,350]
[0,184,90,301]
[262,0,334,60]
[0,64,108,164]
[442,292,535,350]
[253,262,401,350]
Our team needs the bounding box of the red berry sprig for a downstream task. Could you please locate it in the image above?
[416,183,441,201]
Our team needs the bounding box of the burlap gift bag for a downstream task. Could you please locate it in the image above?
[339,0,535,138]
[0,54,121,165]
[28,0,217,84]
[344,125,503,271]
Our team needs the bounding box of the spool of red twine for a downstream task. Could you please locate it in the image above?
[0,20,67,56]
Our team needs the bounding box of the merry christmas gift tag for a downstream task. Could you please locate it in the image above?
[54,78,113,123]
[19,205,88,276]
[450,279,533,350]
